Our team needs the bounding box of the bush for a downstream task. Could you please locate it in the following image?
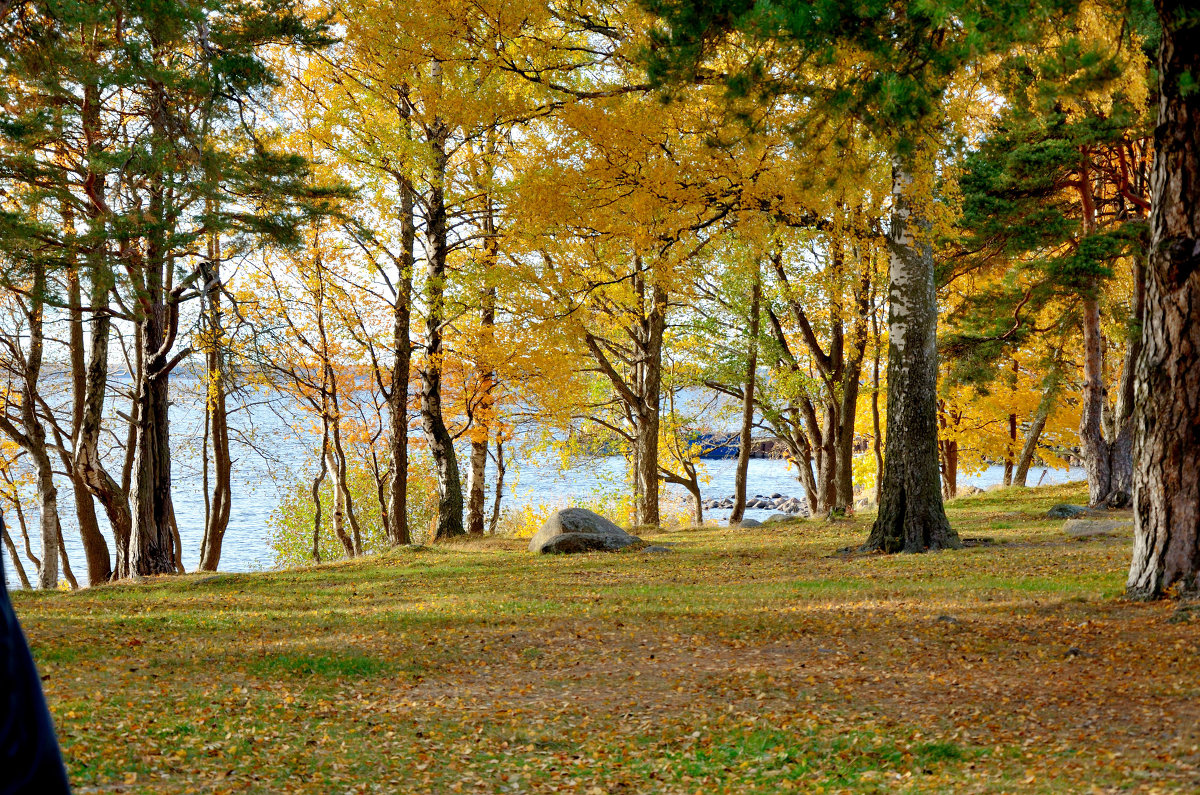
[268,450,438,567]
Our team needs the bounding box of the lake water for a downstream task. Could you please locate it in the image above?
[2,414,1085,588]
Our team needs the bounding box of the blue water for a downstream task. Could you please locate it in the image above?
[0,377,1086,587]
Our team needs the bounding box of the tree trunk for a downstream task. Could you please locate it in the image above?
[466,219,498,537]
[33,449,60,591]
[729,270,760,526]
[487,435,505,535]
[871,301,884,505]
[1,516,31,590]
[1013,399,1051,487]
[864,155,958,553]
[421,90,465,541]
[312,427,329,563]
[129,363,175,577]
[67,267,111,584]
[1127,0,1200,598]
[199,243,232,572]
[386,170,416,546]
[1003,411,1017,487]
[74,263,130,581]
[632,281,666,528]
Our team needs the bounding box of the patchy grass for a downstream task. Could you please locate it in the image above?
[14,481,1200,794]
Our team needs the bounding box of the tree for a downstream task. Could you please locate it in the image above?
[1126,0,1200,599]
[947,3,1154,507]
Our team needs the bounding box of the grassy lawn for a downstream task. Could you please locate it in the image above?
[14,482,1200,794]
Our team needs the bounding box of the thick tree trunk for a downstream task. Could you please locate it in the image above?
[129,363,175,577]
[1127,1,1200,598]
[864,156,958,553]
[730,271,760,526]
[422,100,465,541]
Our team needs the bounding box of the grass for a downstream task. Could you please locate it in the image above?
[13,481,1200,794]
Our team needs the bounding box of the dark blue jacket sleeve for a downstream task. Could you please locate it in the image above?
[1,546,71,794]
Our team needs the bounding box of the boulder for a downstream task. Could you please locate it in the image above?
[764,513,790,524]
[1064,518,1132,538]
[737,518,763,528]
[959,485,984,496]
[528,508,641,554]
[770,492,784,499]
[1047,504,1090,519]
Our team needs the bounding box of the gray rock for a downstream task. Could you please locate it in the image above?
[1048,504,1090,519]
[737,518,762,528]
[1064,518,1132,537]
[959,485,984,496]
[528,508,641,554]
[770,492,783,499]
[764,513,790,524]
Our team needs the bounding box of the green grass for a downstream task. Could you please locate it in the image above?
[13,481,1200,794]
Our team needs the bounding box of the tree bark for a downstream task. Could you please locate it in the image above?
[487,435,505,535]
[421,84,466,541]
[729,268,761,526]
[386,167,416,546]
[863,155,959,553]
[1126,0,1200,598]
[199,240,232,572]
[66,266,111,583]
[1013,398,1051,487]
[632,279,666,528]
[1,517,31,590]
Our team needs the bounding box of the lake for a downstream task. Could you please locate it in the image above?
[2,418,1085,588]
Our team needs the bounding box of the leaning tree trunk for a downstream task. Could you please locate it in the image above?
[863,156,959,553]
[729,271,760,526]
[1127,1,1200,598]
[1013,396,1052,487]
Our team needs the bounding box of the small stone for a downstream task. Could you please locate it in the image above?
[1047,504,1089,519]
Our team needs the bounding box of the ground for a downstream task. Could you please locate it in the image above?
[13,482,1200,794]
